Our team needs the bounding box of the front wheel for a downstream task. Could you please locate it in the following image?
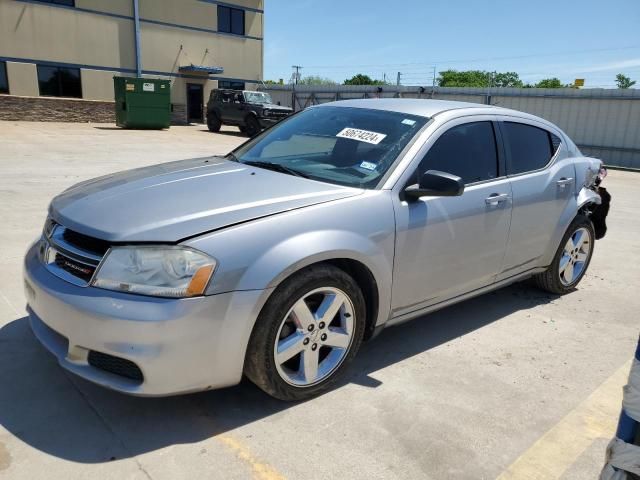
[244,116,261,137]
[244,265,366,401]
[533,214,595,294]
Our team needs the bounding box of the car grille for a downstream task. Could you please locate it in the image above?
[88,350,144,382]
[62,228,110,256]
[267,111,290,119]
[43,221,108,286]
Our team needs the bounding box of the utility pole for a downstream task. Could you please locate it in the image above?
[396,72,401,86]
[291,65,302,85]
[486,71,494,105]
[431,65,436,98]
[291,65,302,113]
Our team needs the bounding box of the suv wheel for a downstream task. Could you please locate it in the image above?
[244,265,365,401]
[207,113,221,132]
[533,214,595,294]
[244,116,261,137]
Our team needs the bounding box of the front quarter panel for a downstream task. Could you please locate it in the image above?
[184,191,396,328]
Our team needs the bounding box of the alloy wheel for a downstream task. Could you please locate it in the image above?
[559,227,592,286]
[273,287,355,387]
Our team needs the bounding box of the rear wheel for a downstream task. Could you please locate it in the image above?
[207,113,221,132]
[244,116,261,137]
[533,214,595,294]
[244,265,365,401]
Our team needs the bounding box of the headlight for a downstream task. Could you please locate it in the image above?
[263,109,270,116]
[43,217,56,238]
[92,246,216,298]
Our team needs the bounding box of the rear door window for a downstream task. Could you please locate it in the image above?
[502,122,554,175]
[417,121,499,184]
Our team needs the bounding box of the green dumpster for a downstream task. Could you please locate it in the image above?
[113,77,171,129]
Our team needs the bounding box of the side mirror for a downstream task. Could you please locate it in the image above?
[404,170,465,201]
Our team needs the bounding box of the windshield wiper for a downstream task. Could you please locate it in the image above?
[242,160,309,179]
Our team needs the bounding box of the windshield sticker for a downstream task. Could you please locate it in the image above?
[359,161,377,171]
[336,128,387,145]
[402,119,416,126]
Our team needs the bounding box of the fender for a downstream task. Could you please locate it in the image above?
[184,191,397,329]
[244,110,259,121]
[239,229,393,329]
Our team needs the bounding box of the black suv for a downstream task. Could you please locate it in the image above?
[206,89,293,136]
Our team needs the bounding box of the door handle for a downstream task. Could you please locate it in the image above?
[485,193,510,206]
[557,177,574,188]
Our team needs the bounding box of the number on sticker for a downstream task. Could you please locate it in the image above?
[336,128,387,145]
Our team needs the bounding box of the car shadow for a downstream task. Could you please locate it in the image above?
[0,282,556,464]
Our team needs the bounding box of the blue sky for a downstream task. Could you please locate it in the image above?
[264,0,640,88]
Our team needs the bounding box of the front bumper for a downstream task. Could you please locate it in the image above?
[23,241,268,396]
[258,117,281,128]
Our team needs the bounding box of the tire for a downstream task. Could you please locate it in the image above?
[244,264,366,401]
[238,125,247,133]
[207,112,221,132]
[533,214,595,294]
[244,115,261,137]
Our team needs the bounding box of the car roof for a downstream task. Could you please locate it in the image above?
[214,89,256,93]
[319,98,509,118]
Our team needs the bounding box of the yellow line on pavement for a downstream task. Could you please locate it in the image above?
[497,359,631,480]
[218,435,286,480]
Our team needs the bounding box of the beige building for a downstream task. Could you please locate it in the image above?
[0,0,264,123]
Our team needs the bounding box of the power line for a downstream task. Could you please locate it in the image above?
[301,45,640,70]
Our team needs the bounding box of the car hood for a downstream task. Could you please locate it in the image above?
[50,157,362,242]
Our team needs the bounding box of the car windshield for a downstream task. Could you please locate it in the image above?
[231,106,429,188]
[244,91,273,104]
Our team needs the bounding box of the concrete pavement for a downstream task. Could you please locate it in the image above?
[0,121,638,479]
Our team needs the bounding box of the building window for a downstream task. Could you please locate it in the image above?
[0,62,8,94]
[218,6,245,35]
[37,65,82,98]
[39,0,76,6]
[218,80,245,90]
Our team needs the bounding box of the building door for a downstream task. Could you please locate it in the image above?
[186,83,204,123]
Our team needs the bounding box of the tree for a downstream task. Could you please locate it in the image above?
[436,70,523,88]
[616,73,636,89]
[437,70,490,87]
[298,75,337,86]
[263,79,284,85]
[493,72,524,88]
[343,74,386,86]
[535,78,564,88]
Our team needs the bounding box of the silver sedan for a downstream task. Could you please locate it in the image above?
[23,99,609,400]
